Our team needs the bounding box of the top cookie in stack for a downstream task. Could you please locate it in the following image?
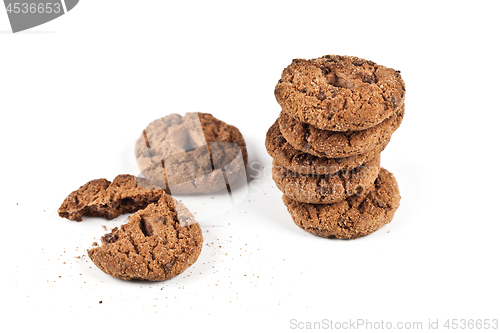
[274,55,405,132]
[266,55,405,239]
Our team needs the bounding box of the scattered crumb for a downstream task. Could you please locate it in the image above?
[99,301,102,304]
[102,225,108,231]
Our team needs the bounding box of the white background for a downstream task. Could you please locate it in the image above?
[1,1,499,332]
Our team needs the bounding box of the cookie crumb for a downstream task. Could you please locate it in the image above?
[99,301,102,304]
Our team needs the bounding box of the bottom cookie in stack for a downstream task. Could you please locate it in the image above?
[282,168,400,239]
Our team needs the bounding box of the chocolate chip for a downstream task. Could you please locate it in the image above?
[366,60,375,66]
[318,92,326,101]
[320,66,331,76]
[164,258,176,273]
[275,136,286,146]
[102,232,118,244]
[325,55,337,63]
[299,89,307,93]
[390,95,398,108]
[362,75,375,84]
[353,60,364,66]
[157,215,167,225]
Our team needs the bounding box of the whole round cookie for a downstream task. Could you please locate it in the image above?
[265,119,384,175]
[278,104,404,158]
[88,193,203,281]
[135,112,248,194]
[275,55,405,131]
[282,168,400,239]
[273,154,380,204]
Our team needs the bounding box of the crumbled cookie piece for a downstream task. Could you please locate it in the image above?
[58,175,164,221]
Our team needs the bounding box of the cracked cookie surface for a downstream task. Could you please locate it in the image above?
[88,193,203,281]
[273,155,380,204]
[278,104,404,158]
[58,175,164,221]
[135,112,247,194]
[266,119,384,175]
[283,168,400,239]
[274,55,405,131]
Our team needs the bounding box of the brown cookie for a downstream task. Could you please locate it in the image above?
[265,119,384,175]
[58,175,164,221]
[278,104,404,158]
[88,193,203,281]
[283,168,400,239]
[273,154,380,204]
[135,112,248,194]
[275,55,405,131]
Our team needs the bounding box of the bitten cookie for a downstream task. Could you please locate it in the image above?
[278,104,404,158]
[58,175,164,221]
[88,193,203,281]
[135,112,248,194]
[283,168,400,239]
[265,120,384,175]
[275,55,405,131]
[273,155,380,204]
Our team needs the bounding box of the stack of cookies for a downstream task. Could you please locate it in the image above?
[266,55,405,239]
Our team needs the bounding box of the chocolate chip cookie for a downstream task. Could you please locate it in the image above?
[273,154,380,204]
[135,112,248,194]
[88,193,203,281]
[274,55,405,131]
[58,174,164,221]
[265,119,384,175]
[278,104,404,158]
[282,168,400,239]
